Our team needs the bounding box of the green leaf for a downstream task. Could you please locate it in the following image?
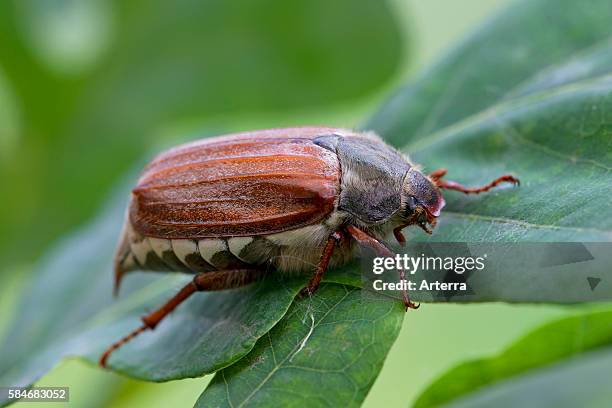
[383,76,612,303]
[367,0,612,147]
[84,275,304,381]
[409,77,612,240]
[0,191,387,407]
[196,284,404,407]
[414,307,612,408]
[507,39,612,99]
[364,0,612,303]
[362,0,612,404]
[365,0,612,245]
[0,193,303,406]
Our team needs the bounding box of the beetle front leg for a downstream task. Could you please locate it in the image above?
[300,231,343,297]
[346,225,419,310]
[100,268,264,368]
[429,168,519,194]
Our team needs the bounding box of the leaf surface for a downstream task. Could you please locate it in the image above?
[367,0,612,147]
[414,308,612,408]
[197,284,404,408]
[0,195,303,405]
[363,0,612,306]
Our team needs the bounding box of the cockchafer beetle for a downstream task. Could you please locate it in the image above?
[100,127,519,367]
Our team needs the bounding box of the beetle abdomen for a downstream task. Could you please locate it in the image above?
[115,210,354,288]
[118,223,250,274]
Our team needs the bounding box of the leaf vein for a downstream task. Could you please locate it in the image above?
[235,287,352,407]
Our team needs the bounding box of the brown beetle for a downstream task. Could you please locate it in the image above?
[100,127,518,367]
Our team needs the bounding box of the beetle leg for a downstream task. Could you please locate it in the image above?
[429,169,519,194]
[346,225,394,257]
[99,268,264,368]
[300,231,343,297]
[346,225,419,310]
[393,225,408,247]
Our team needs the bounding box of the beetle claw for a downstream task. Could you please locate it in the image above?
[404,300,420,311]
[299,286,313,298]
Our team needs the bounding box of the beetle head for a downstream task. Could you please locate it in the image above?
[397,168,445,239]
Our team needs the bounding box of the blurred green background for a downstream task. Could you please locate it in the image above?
[0,0,569,406]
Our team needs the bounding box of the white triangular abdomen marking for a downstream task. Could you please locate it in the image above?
[148,237,172,259]
[228,237,254,262]
[198,239,228,264]
[131,236,153,266]
[171,239,199,268]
